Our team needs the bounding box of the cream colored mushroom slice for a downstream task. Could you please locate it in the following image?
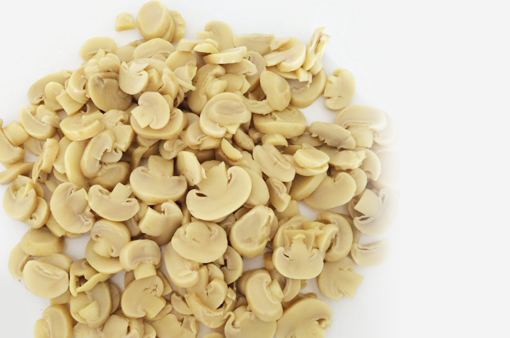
[186,265,229,310]
[273,231,324,279]
[243,168,270,208]
[8,243,30,280]
[317,257,364,300]
[20,228,64,256]
[79,130,114,178]
[328,149,366,170]
[373,150,400,190]
[89,162,130,190]
[303,27,330,74]
[131,107,186,140]
[119,60,149,95]
[233,128,255,151]
[197,20,235,51]
[55,91,84,116]
[60,111,105,141]
[275,297,332,338]
[19,105,59,140]
[170,292,193,316]
[259,70,291,112]
[171,221,227,263]
[70,281,111,328]
[351,239,390,266]
[88,72,132,111]
[32,138,59,182]
[183,121,222,150]
[253,144,295,182]
[200,92,251,138]
[324,68,356,111]
[266,178,291,212]
[85,239,123,274]
[69,259,111,297]
[267,268,303,304]
[273,200,301,222]
[303,172,356,210]
[23,260,69,298]
[315,211,354,262]
[229,206,276,258]
[234,34,274,55]
[358,148,382,181]
[133,38,175,60]
[122,276,166,319]
[0,119,25,164]
[374,112,399,147]
[351,188,399,236]
[188,64,227,114]
[225,305,277,338]
[131,92,171,130]
[27,70,71,105]
[204,46,248,64]
[159,137,187,160]
[289,172,326,201]
[164,244,201,288]
[100,314,144,338]
[73,323,101,338]
[293,143,329,171]
[79,37,117,60]
[265,38,306,72]
[3,176,38,221]
[334,105,388,148]
[88,183,140,222]
[136,1,171,40]
[308,121,356,149]
[272,215,311,248]
[34,304,73,338]
[139,201,183,245]
[176,151,206,185]
[186,163,251,221]
[186,288,236,329]
[151,312,198,338]
[348,167,368,196]
[90,219,130,258]
[243,269,283,322]
[35,253,72,274]
[253,107,307,138]
[119,239,161,280]
[290,68,327,108]
[214,246,244,285]
[0,162,34,185]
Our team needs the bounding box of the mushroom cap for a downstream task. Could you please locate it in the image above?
[23,260,69,299]
[88,183,140,222]
[172,221,228,263]
[87,73,132,112]
[199,20,235,51]
[121,276,166,319]
[230,206,276,258]
[131,92,171,130]
[317,257,364,300]
[224,305,277,338]
[164,244,201,288]
[186,163,252,221]
[275,298,332,338]
[303,172,357,210]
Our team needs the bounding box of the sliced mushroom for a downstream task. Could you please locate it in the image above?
[289,172,326,201]
[88,72,132,111]
[352,238,390,267]
[303,27,330,74]
[350,188,399,236]
[3,176,39,221]
[324,68,356,111]
[308,121,356,149]
[70,281,111,328]
[273,200,301,222]
[328,149,366,170]
[151,312,198,338]
[255,70,291,112]
[253,144,295,182]
[186,288,236,329]
[0,119,25,164]
[303,172,357,210]
[358,148,382,181]
[164,244,201,288]
[20,227,64,256]
[334,105,388,148]
[69,259,111,297]
[119,239,161,280]
[200,92,251,138]
[88,183,140,222]
[23,260,69,299]
[265,38,306,72]
[188,64,227,114]
[49,182,94,233]
[275,297,332,338]
[79,37,117,60]
[118,60,149,96]
[8,243,30,280]
[244,168,270,208]
[214,246,244,285]
[60,111,105,141]
[0,162,34,185]
[32,138,59,182]
[266,178,291,212]
[89,162,130,190]
[34,304,74,338]
[234,34,274,55]
[198,20,235,51]
[293,143,329,172]
[186,163,252,221]
[19,105,59,140]
[27,70,71,105]
[171,221,228,263]
[290,69,328,108]
[122,276,166,319]
[204,47,248,65]
[131,107,186,140]
[136,1,171,40]
[134,38,175,60]
[101,314,144,338]
[90,219,131,258]
[85,239,123,274]
[243,269,283,322]
[225,305,277,338]
[253,107,307,138]
[79,130,114,178]
[132,92,171,130]
[317,257,364,300]
[176,151,206,185]
[139,201,183,245]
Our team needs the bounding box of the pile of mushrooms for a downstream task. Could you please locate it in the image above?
[1,1,399,337]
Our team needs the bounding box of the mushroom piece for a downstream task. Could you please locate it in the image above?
[34,304,74,338]
[242,70,291,114]
[198,20,235,51]
[121,276,166,319]
[88,183,140,222]
[119,239,162,280]
[90,219,131,258]
[186,288,237,329]
[136,1,171,40]
[214,246,244,285]
[150,313,199,338]
[204,47,248,64]
[164,244,201,288]
[3,176,39,221]
[130,107,187,140]
[70,281,112,328]
[348,167,368,196]
[292,143,330,173]
[69,259,111,297]
[186,265,229,310]
[23,260,69,299]
[234,34,274,55]
[230,206,277,258]
[60,111,105,141]
[243,269,283,322]
[73,323,101,338]
[130,155,188,204]
[32,138,59,182]
[275,297,332,338]
[159,137,187,160]
[183,121,222,150]
[0,162,34,185]
[359,148,382,181]
[27,70,71,105]
[139,201,183,245]
[88,72,132,112]
[351,239,390,266]
[171,221,228,263]
[49,182,95,233]
[253,144,295,182]
[224,305,277,338]
[100,314,145,338]
[19,105,59,140]
[315,211,354,263]
[20,228,64,256]
[89,162,131,190]
[372,150,400,190]
[188,64,227,114]
[308,121,356,150]
[80,130,115,178]
[290,69,327,108]
[63,140,90,189]
[252,107,307,139]
[133,38,175,60]
[289,172,327,201]
[0,119,25,164]
[79,37,117,60]
[265,38,306,72]
[176,151,206,185]
[303,172,357,210]
[334,105,388,148]
[119,60,149,95]
[186,163,252,221]
[317,257,364,300]
[85,239,123,274]
[324,68,356,111]
[266,178,291,212]
[131,92,171,130]
[243,168,270,208]
[303,27,330,75]
[8,243,31,280]
[200,92,251,138]
[328,149,366,170]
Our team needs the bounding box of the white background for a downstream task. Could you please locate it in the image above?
[0,0,508,337]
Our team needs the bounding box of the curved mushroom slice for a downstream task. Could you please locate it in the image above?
[317,257,364,300]
[19,105,59,140]
[292,143,329,174]
[131,92,171,130]
[275,297,332,338]
[243,269,284,322]
[23,260,69,299]
[200,92,251,138]
[32,138,59,182]
[3,176,39,221]
[20,228,64,256]
[34,304,73,338]
[0,162,34,185]
[372,150,400,190]
[358,148,382,181]
[172,221,228,263]
[186,163,252,221]
[28,70,71,105]
[324,68,356,111]
[88,72,132,112]
[176,151,206,185]
[303,27,330,75]
[198,20,235,51]
[89,162,130,190]
[348,167,368,196]
[120,239,161,280]
[90,219,131,258]
[50,182,95,234]
[214,246,244,285]
[85,239,123,274]
[243,168,270,208]
[186,265,229,310]
[253,107,307,138]
[150,312,198,338]
[350,188,399,236]
[234,34,274,55]
[79,37,117,60]
[70,281,112,328]
[253,144,295,182]
[0,119,25,165]
[351,239,390,266]
[139,201,183,245]
[80,130,115,178]
[303,172,357,210]
[188,64,227,114]
[130,155,188,204]
[164,244,201,288]
[134,38,175,60]
[8,243,30,280]
[289,172,326,201]
[328,149,366,170]
[290,69,328,108]
[73,323,102,338]
[308,121,356,150]
[88,183,140,222]
[131,107,187,140]
[119,60,149,95]
[204,47,248,64]
[315,211,354,263]
[69,259,111,297]
[54,90,84,116]
[60,111,105,141]
[230,206,276,258]
[122,276,166,320]
[334,105,388,148]
[273,200,301,223]
[266,178,291,212]
[265,38,306,72]
[186,288,236,329]
[136,1,171,40]
[100,314,144,338]
[225,305,277,338]
[243,70,291,113]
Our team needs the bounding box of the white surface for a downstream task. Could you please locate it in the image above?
[0,0,509,337]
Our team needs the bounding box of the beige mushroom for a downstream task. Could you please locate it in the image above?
[85,239,123,274]
[350,188,399,236]
[60,111,105,141]
[260,70,291,112]
[183,121,222,150]
[23,260,69,299]
[79,37,117,60]
[0,119,25,164]
[308,121,356,149]
[273,200,301,222]
[3,176,39,221]
[204,47,248,64]
[131,107,186,140]
[328,149,366,170]
[176,151,206,185]
[33,304,73,338]
[275,297,332,338]
[32,138,59,182]
[303,27,330,74]
[186,265,229,310]
[136,1,171,40]
[139,201,183,245]
[134,38,175,60]
[225,305,277,338]
[119,60,149,95]
[253,144,295,182]
[289,172,326,201]
[200,92,251,138]
[315,211,354,263]
[169,10,186,42]
[70,281,111,328]
[186,163,252,221]
[186,288,236,328]
[317,257,364,300]
[159,137,187,160]
[244,168,270,208]
[198,20,235,51]
[359,148,382,181]
[265,38,306,72]
[234,34,274,55]
[90,219,131,258]
[214,246,244,285]
[164,244,201,288]
[334,105,388,148]
[119,239,161,280]
[131,92,171,130]
[8,243,30,280]
[252,107,307,138]
[69,259,111,297]
[242,269,283,322]
[73,323,101,338]
[266,178,291,212]
[121,276,166,319]
[79,130,115,178]
[293,143,329,172]
[49,182,94,233]
[188,64,227,114]
[303,172,356,210]
[171,221,228,263]
[88,183,140,222]
[101,314,144,338]
[19,105,59,140]
[63,139,89,188]
[245,51,267,91]
[27,70,71,105]
[88,72,132,111]
[20,228,64,256]
[55,91,83,116]
[290,69,328,108]
[324,68,356,111]
[151,313,198,338]
[89,162,131,190]
[233,128,255,151]
[0,162,34,185]
[372,150,399,190]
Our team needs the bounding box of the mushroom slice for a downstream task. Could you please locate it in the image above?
[303,27,330,74]
[88,72,132,111]
[266,178,291,212]
[159,137,187,160]
[315,211,354,263]
[136,0,171,39]
[204,47,248,64]
[80,130,115,178]
[293,143,329,171]
[70,281,111,328]
[273,231,324,279]
[0,162,34,185]
[230,206,276,258]
[253,144,295,182]
[89,162,130,190]
[34,304,73,338]
[120,239,162,280]
[23,260,69,299]
[131,107,186,140]
[19,105,59,140]
[252,107,307,138]
[328,149,366,170]
[164,244,201,288]
[351,239,390,266]
[49,182,95,233]
[139,201,183,245]
[243,269,283,322]
[90,219,131,258]
[359,148,382,181]
[198,20,235,51]
[308,121,356,149]
[20,228,64,256]
[265,38,306,72]
[200,92,251,138]
[187,265,229,310]
[373,150,399,190]
[79,37,117,60]
[289,172,326,201]
[130,155,188,204]
[0,119,25,164]
[171,221,228,263]
[27,70,71,105]
[3,176,38,221]
[186,163,252,221]
[131,92,171,130]
[176,151,206,185]
[60,111,105,141]
[233,128,255,151]
[88,183,140,222]
[8,243,30,280]
[183,121,222,150]
[85,239,123,274]
[334,105,388,148]
[290,69,328,108]
[275,297,332,338]
[188,64,227,114]
[317,257,364,300]
[119,60,149,95]
[101,314,144,338]
[214,246,244,285]
[324,68,356,111]
[73,323,101,338]
[303,172,357,210]
[134,38,175,60]
[225,305,277,338]
[243,167,270,208]
[32,138,59,182]
[351,188,399,236]
[260,70,291,112]
[186,288,236,329]
[234,34,274,55]
[69,259,111,297]
[122,276,166,319]
[150,313,198,338]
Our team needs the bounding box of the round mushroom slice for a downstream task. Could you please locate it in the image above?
[3,176,39,221]
[69,259,111,297]
[290,69,327,108]
[50,182,95,234]
[79,37,117,60]
[23,260,69,299]
[244,269,284,322]
[172,221,228,263]
[131,92,171,130]
[34,304,73,338]
[273,232,324,279]
[88,72,132,112]
[316,211,354,263]
[90,219,131,258]
[275,297,332,338]
[317,257,364,300]
[119,60,149,95]
[121,276,166,320]
[200,92,251,138]
[130,107,186,140]
[164,244,201,288]
[324,68,356,111]
[119,239,161,280]
[264,38,306,72]
[334,105,388,148]
[19,105,59,140]
[289,172,327,201]
[230,206,276,258]
[186,288,237,329]
[351,239,390,266]
[60,111,105,141]
[253,144,295,182]
[186,163,252,221]
[136,1,171,40]
[303,172,357,210]
[85,239,123,274]
[8,243,31,280]
[70,281,111,328]
[88,183,140,222]
[20,228,64,256]
[225,305,277,338]
[252,107,307,138]
[214,246,244,285]
[139,201,183,245]
[351,188,399,236]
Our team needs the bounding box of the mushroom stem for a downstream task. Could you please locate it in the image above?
[134,263,157,280]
